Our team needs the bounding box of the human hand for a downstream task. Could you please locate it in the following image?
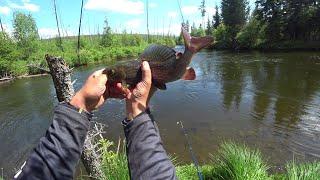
[123,61,156,120]
[70,69,126,112]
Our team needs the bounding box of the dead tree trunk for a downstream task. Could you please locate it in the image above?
[45,55,74,102]
[0,17,4,33]
[45,54,104,179]
[52,0,64,52]
[146,0,150,43]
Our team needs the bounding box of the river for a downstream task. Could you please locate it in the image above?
[1,51,320,178]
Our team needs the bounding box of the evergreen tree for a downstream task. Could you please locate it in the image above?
[185,20,190,33]
[191,22,197,36]
[199,0,206,27]
[206,17,212,35]
[221,0,249,47]
[197,24,206,37]
[221,0,249,27]
[256,0,284,42]
[100,18,113,47]
[213,5,221,29]
[283,0,320,41]
[256,0,320,42]
[186,20,190,32]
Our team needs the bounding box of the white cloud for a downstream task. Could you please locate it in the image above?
[85,0,144,15]
[181,5,216,17]
[0,6,11,15]
[8,0,40,12]
[38,28,58,39]
[181,5,217,28]
[2,23,13,34]
[125,19,143,31]
[149,2,157,8]
[182,5,198,15]
[38,28,75,39]
[206,6,216,18]
[151,24,181,36]
[168,11,178,19]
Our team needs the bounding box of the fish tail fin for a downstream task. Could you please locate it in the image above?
[182,27,214,53]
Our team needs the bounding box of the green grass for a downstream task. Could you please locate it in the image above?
[285,161,320,180]
[176,164,215,180]
[98,139,129,180]
[91,140,320,180]
[210,142,270,180]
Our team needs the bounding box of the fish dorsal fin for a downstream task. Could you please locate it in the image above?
[140,44,176,62]
[182,67,196,80]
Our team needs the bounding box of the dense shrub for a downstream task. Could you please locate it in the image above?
[0,32,16,60]
[9,60,28,76]
[236,17,262,49]
[213,24,233,49]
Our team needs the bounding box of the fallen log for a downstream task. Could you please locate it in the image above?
[0,77,13,82]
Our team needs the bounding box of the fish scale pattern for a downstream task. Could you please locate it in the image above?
[140,44,176,63]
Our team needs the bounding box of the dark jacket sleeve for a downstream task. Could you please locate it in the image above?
[14,103,91,180]
[123,112,177,180]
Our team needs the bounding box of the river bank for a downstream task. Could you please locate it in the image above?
[0,32,176,80]
[0,74,49,84]
[98,139,320,180]
[212,41,320,51]
[0,44,144,84]
[2,44,320,85]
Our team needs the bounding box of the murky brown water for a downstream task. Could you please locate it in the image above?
[1,51,320,178]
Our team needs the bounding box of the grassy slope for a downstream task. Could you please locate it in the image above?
[97,140,320,180]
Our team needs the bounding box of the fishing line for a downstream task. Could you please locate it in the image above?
[177,121,204,180]
[176,0,185,24]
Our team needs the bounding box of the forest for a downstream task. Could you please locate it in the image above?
[0,0,320,79]
[191,0,320,49]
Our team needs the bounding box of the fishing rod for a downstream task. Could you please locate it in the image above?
[178,121,204,180]
[77,0,84,63]
[176,0,185,25]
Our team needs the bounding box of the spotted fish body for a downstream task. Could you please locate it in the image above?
[103,28,213,90]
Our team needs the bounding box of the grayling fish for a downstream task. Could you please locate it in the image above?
[103,27,214,90]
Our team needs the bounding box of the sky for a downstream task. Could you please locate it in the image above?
[0,0,255,39]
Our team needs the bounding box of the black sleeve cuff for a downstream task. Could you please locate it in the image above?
[122,108,152,127]
[60,102,93,120]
